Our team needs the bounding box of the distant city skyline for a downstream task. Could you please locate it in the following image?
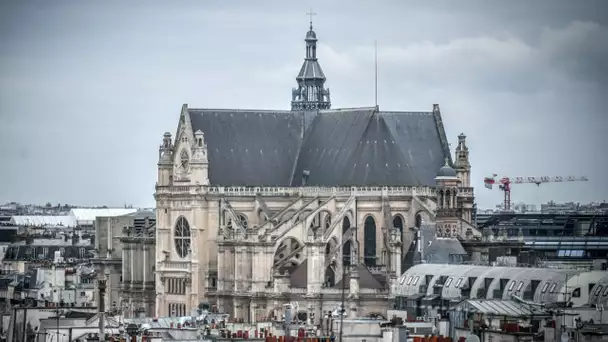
[1,0,606,207]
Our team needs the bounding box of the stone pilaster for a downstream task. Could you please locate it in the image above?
[122,244,131,283]
[349,267,359,299]
[234,246,244,292]
[217,245,225,292]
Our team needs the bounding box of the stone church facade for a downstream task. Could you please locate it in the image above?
[153,23,479,321]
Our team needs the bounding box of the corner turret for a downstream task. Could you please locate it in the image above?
[157,132,174,186]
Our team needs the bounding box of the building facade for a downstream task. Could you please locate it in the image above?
[92,210,156,317]
[154,23,480,320]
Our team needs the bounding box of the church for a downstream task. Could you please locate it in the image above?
[153,21,479,321]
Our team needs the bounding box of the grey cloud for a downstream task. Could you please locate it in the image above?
[0,1,606,207]
[311,21,608,95]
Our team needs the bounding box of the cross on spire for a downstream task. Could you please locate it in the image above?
[306,8,316,29]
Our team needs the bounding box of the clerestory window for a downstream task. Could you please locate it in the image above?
[174,216,191,258]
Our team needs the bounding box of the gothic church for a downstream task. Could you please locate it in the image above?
[154,22,479,321]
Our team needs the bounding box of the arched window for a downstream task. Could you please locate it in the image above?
[324,214,331,230]
[237,213,248,229]
[393,215,404,235]
[174,216,191,258]
[342,216,350,234]
[364,216,377,266]
[415,213,422,228]
[342,216,351,262]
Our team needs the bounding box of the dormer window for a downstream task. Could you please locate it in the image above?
[445,278,453,287]
[541,283,549,293]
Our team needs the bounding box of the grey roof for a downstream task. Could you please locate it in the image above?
[188,109,305,186]
[121,210,155,218]
[419,224,467,263]
[188,107,449,187]
[297,59,326,80]
[289,260,384,289]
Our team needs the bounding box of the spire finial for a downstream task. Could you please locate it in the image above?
[306,8,316,30]
[445,157,450,166]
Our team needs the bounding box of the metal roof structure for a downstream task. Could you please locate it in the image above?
[450,299,549,318]
[394,263,606,305]
[69,208,137,224]
[589,274,608,307]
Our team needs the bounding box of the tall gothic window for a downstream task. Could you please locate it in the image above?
[364,216,377,267]
[342,216,351,264]
[174,216,191,258]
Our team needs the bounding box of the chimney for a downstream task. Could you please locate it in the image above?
[302,170,310,186]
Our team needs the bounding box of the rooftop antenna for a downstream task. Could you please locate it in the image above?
[374,40,378,109]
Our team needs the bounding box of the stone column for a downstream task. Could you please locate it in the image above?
[234,246,243,292]
[137,245,144,286]
[143,244,148,284]
[122,244,131,283]
[130,242,135,290]
[217,246,224,292]
[348,267,360,319]
[306,240,325,295]
[185,277,192,315]
[251,246,267,292]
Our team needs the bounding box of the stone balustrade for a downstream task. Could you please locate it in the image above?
[158,261,191,272]
[155,185,444,197]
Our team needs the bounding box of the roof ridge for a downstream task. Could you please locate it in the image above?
[188,108,293,113]
[379,110,433,115]
[322,106,377,112]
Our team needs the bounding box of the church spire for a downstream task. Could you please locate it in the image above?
[291,10,331,111]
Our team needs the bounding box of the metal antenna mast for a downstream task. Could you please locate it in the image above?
[306,8,316,29]
[374,40,378,108]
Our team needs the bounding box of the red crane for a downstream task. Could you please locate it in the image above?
[484,175,589,210]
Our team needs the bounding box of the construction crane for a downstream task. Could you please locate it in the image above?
[484,175,589,211]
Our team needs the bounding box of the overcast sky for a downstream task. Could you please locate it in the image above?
[1,0,607,209]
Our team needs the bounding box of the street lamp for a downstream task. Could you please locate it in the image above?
[338,253,351,342]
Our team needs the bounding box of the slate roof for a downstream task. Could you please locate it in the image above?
[420,224,467,263]
[187,106,450,187]
[297,59,326,80]
[288,260,385,289]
